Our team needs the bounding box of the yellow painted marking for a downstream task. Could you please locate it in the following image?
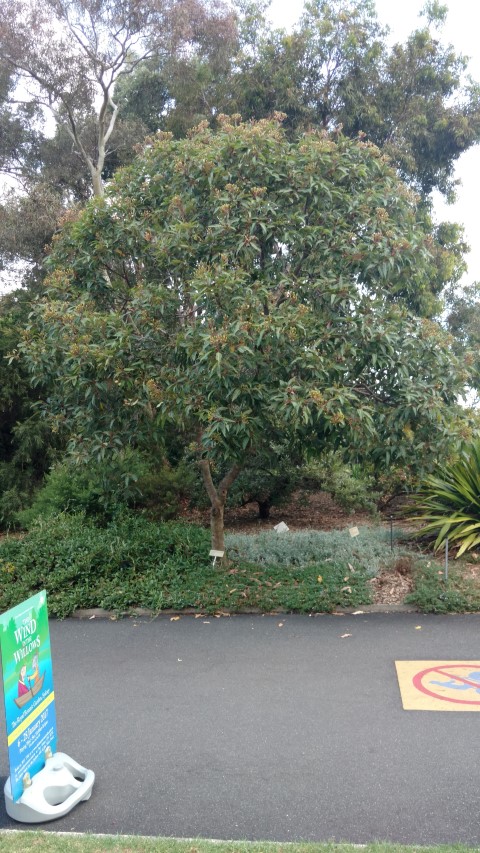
[8,692,55,745]
[396,661,480,711]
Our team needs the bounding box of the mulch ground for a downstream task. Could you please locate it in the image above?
[181,489,375,533]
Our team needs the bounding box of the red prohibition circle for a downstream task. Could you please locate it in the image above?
[413,664,480,705]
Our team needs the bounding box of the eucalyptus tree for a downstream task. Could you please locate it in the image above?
[0,0,235,197]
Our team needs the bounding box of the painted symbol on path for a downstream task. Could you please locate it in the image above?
[396,661,480,711]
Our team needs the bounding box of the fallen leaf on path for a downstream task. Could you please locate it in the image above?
[194,614,204,619]
[278,622,284,627]
[170,616,181,621]
[340,633,352,638]
[415,626,422,630]
[352,611,364,615]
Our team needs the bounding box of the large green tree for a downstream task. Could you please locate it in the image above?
[19,118,472,550]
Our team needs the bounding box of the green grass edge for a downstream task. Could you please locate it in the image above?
[0,833,479,853]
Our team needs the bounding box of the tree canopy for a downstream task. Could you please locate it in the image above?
[0,0,477,300]
[19,117,472,549]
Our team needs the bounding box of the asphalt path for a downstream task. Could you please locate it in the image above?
[0,612,479,844]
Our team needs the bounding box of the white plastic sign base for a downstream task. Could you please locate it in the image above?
[4,751,94,823]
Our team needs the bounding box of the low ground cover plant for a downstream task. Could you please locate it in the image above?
[0,514,394,616]
[405,558,480,613]
[3,512,476,616]
[226,527,407,575]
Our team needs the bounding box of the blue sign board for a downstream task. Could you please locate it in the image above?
[0,591,57,801]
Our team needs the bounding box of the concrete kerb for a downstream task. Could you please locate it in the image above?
[70,603,419,619]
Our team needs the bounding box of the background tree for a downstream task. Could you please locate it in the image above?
[194,0,480,200]
[0,0,236,197]
[19,118,472,550]
[0,289,62,527]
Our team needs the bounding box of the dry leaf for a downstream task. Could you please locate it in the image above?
[317,575,323,583]
[352,610,364,615]
[170,616,181,622]
[194,614,204,619]
[229,589,237,594]
[341,586,352,593]
[340,633,352,638]
[415,625,422,630]
[278,622,284,627]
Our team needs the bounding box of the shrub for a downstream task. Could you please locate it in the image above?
[16,454,195,528]
[301,453,380,514]
[226,526,406,575]
[134,461,196,521]
[227,449,302,519]
[0,514,212,616]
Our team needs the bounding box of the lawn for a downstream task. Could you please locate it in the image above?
[1,835,478,853]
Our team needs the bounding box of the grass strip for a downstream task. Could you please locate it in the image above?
[0,835,479,853]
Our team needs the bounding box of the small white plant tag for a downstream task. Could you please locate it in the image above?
[274,521,289,533]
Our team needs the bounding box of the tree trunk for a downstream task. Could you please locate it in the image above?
[210,499,225,552]
[198,458,243,565]
[91,168,105,198]
[257,499,271,520]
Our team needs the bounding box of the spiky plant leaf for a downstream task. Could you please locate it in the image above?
[411,441,480,557]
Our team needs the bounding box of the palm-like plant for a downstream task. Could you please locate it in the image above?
[412,442,480,557]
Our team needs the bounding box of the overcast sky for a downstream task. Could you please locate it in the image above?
[269,0,480,287]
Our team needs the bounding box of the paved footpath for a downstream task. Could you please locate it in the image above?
[0,612,479,844]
